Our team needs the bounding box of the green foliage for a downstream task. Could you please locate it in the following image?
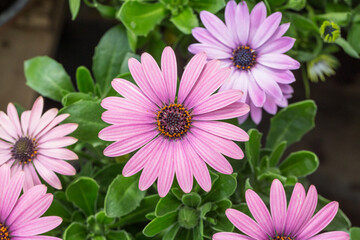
[69,0,81,20]
[279,151,319,177]
[170,7,199,34]
[351,227,360,240]
[63,222,87,240]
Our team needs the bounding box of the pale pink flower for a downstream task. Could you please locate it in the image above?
[99,47,250,197]
[0,164,62,240]
[189,0,300,124]
[213,179,350,240]
[0,96,78,191]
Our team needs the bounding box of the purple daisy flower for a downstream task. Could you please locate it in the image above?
[0,97,78,191]
[0,164,62,240]
[213,179,350,240]
[189,0,300,124]
[99,47,250,197]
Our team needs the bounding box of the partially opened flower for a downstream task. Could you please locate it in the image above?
[0,164,62,240]
[307,54,339,82]
[99,47,250,197]
[213,179,350,240]
[189,0,300,124]
[0,96,78,191]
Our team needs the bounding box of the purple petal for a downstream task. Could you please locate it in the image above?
[12,236,61,240]
[37,123,78,143]
[188,44,232,59]
[225,0,239,43]
[161,47,177,103]
[267,23,290,43]
[39,137,77,148]
[34,160,62,189]
[248,2,267,43]
[248,72,265,107]
[193,102,250,121]
[231,70,249,102]
[10,216,62,236]
[192,27,230,51]
[308,231,350,240]
[0,164,11,202]
[263,97,278,115]
[36,155,76,176]
[258,54,300,70]
[101,96,156,112]
[35,114,70,139]
[7,103,22,137]
[38,148,78,160]
[28,96,44,136]
[193,121,248,141]
[32,108,58,137]
[251,12,282,49]
[235,1,250,45]
[251,65,283,100]
[213,232,253,240]
[174,139,193,193]
[98,124,155,141]
[257,37,296,54]
[157,140,174,197]
[250,102,262,124]
[270,179,287,235]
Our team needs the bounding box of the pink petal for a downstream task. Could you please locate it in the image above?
[35,114,70,139]
[37,123,78,143]
[256,65,295,84]
[101,110,154,125]
[193,90,243,115]
[0,164,11,202]
[38,148,78,160]
[263,97,278,115]
[251,12,282,49]
[174,139,193,193]
[188,44,232,59]
[245,189,275,237]
[157,140,174,197]
[32,109,59,138]
[20,111,31,137]
[161,47,178,103]
[0,125,16,143]
[0,151,12,165]
[178,52,207,104]
[23,165,35,192]
[250,102,262,124]
[122,137,162,177]
[99,124,155,141]
[0,112,19,139]
[7,103,22,137]
[270,179,287,235]
[141,52,168,103]
[251,65,283,100]
[248,73,265,107]
[213,232,253,240]
[12,236,61,240]
[200,11,236,48]
[39,137,77,148]
[183,137,211,192]
[267,23,290,43]
[128,58,162,106]
[248,2,267,43]
[308,231,350,240]
[186,133,232,174]
[34,160,62,189]
[226,208,268,239]
[225,0,239,43]
[104,130,157,157]
[235,1,250,45]
[10,216,62,236]
[37,154,76,176]
[257,37,296,54]
[28,97,44,136]
[192,28,230,51]
[193,121,248,141]
[193,102,250,121]
[231,70,249,102]
[258,54,300,70]
[101,96,156,113]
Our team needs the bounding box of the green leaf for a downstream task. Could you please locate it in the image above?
[269,141,287,167]
[69,0,81,20]
[317,195,351,231]
[182,192,201,208]
[95,3,116,19]
[127,29,138,52]
[155,194,182,217]
[245,129,262,173]
[279,151,319,177]
[163,223,180,240]
[203,173,237,202]
[212,215,234,232]
[44,196,72,222]
[351,227,360,240]
[61,92,94,106]
[105,174,145,218]
[170,7,199,34]
[94,163,124,189]
[120,52,141,74]
[335,37,360,59]
[76,66,94,94]
[189,0,225,13]
[266,100,317,149]
[348,23,360,53]
[143,211,178,237]
[316,12,351,26]
[107,230,132,240]
[66,177,99,216]
[95,211,114,225]
[59,99,107,146]
[63,222,87,240]
[282,0,306,11]
[24,56,74,101]
[199,202,212,218]
[286,12,318,31]
[117,2,167,36]
[93,25,131,96]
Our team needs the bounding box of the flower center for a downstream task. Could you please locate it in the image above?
[156,103,191,138]
[0,223,10,240]
[11,137,37,164]
[324,25,336,38]
[231,46,257,70]
[272,236,293,240]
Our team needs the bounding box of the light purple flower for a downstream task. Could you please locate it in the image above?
[99,47,250,197]
[189,0,300,124]
[0,164,62,240]
[0,96,78,191]
[213,179,350,240]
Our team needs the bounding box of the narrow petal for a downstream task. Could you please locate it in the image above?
[258,54,300,70]
[20,111,31,137]
[296,202,339,239]
[200,11,236,48]
[98,124,155,141]
[186,133,232,174]
[235,1,250,45]
[193,121,248,141]
[263,97,278,115]
[248,73,265,107]
[34,160,62,189]
[37,155,76,176]
[0,164,11,202]
[267,23,290,43]
[32,109,58,137]
[188,44,232,59]
[231,70,249,102]
[256,65,295,84]
[183,137,211,192]
[308,231,350,240]
[104,130,157,157]
[270,179,287,235]
[35,114,70,139]
[257,37,296,54]
[178,52,207,104]
[101,96,156,113]
[39,137,77,148]
[38,148,78,160]
[10,216,62,236]
[193,102,250,121]
[37,124,78,143]
[248,2,267,42]
[7,103,22,137]
[251,12,282,49]
[28,97,44,136]
[157,140,174,197]
[192,28,230,50]
[250,102,262,124]
[12,236,61,240]
[193,90,243,115]
[22,165,35,192]
[226,208,269,239]
[251,65,283,100]
[0,112,19,139]
[0,152,12,165]
[161,47,177,103]
[128,58,162,106]
[101,110,154,125]
[213,232,253,240]
[141,52,168,103]
[245,189,275,237]
[174,139,193,193]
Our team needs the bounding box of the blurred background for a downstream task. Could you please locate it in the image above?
[0,0,359,226]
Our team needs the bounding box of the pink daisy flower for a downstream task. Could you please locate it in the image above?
[0,164,62,240]
[213,179,350,240]
[99,47,250,197]
[189,0,300,124]
[0,96,78,191]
